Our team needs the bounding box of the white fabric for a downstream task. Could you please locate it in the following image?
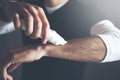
[1,19,120,62]
[21,20,67,45]
[0,1,67,34]
[0,20,15,34]
[0,19,67,45]
[91,20,120,63]
[45,2,67,14]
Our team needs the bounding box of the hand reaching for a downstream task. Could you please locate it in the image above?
[2,1,50,43]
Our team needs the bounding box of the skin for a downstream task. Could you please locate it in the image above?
[0,36,106,80]
[2,1,50,43]
[0,0,106,80]
[1,0,69,43]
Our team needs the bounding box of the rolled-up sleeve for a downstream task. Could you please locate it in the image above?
[91,20,120,63]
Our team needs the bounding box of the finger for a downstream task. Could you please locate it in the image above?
[19,8,34,36]
[31,18,42,39]
[13,13,21,30]
[23,4,42,39]
[2,62,13,80]
[34,6,50,44]
[8,63,22,72]
[6,74,13,80]
[1,74,13,80]
[42,24,49,44]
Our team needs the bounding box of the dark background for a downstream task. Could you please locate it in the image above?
[0,31,22,80]
[0,0,120,80]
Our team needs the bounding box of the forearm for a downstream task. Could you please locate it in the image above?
[0,35,106,78]
[42,36,106,62]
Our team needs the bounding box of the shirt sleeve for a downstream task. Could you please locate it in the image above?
[0,20,15,35]
[45,1,68,14]
[91,20,120,63]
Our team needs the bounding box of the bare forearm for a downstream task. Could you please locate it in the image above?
[0,36,106,79]
[44,36,106,62]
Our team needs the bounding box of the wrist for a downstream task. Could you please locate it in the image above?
[41,43,65,58]
[36,43,56,57]
[34,44,50,59]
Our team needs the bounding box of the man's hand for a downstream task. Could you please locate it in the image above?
[0,36,106,80]
[2,1,50,43]
[0,44,47,80]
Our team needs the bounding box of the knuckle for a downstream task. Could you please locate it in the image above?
[30,6,38,15]
[34,11,38,15]
[33,9,38,15]
[28,5,34,9]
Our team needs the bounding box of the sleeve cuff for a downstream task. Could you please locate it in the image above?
[91,20,120,63]
[0,20,15,35]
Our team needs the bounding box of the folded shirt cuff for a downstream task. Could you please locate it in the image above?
[91,20,120,63]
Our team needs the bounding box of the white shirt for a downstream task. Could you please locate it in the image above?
[0,4,68,45]
[0,20,15,35]
[91,20,120,63]
[45,2,67,14]
[0,1,67,34]
[1,3,120,63]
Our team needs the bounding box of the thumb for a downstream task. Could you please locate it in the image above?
[2,62,13,80]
